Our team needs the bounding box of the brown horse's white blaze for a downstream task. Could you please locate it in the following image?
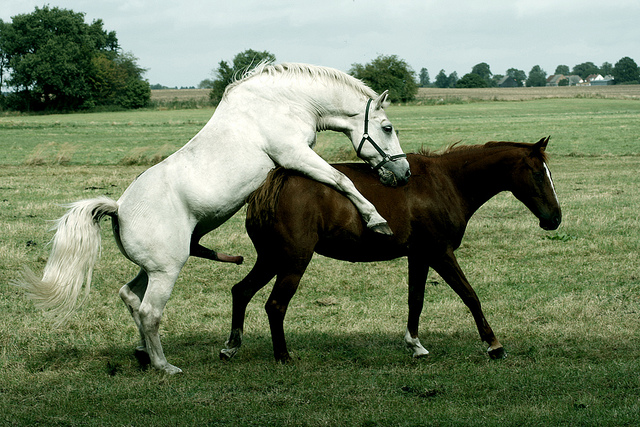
[221,137,561,362]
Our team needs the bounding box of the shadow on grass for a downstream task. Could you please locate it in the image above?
[26,325,638,376]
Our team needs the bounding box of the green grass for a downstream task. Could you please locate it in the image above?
[1,98,640,425]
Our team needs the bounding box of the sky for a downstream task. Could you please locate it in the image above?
[2,0,639,88]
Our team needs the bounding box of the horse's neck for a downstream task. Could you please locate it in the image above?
[442,147,517,216]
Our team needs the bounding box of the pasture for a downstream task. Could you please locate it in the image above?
[1,91,639,425]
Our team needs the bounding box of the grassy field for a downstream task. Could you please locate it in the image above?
[1,92,639,425]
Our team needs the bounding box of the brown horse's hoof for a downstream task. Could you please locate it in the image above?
[275,354,293,364]
[488,347,507,360]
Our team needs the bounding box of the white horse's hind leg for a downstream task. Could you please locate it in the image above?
[119,269,149,357]
[137,270,183,374]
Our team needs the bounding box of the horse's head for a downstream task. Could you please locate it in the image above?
[350,91,411,187]
[511,137,562,230]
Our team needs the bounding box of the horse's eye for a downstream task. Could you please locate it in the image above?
[382,125,393,133]
[532,171,545,183]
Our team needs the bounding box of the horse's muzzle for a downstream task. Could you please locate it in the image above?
[377,158,411,187]
[539,211,562,230]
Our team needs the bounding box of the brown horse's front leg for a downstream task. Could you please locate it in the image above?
[404,253,430,357]
[432,249,506,359]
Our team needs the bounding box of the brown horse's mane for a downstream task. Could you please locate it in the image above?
[418,140,548,162]
[248,141,547,227]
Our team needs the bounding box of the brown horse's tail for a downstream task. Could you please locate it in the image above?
[246,167,297,229]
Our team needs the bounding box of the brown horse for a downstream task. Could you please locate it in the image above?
[220,137,561,362]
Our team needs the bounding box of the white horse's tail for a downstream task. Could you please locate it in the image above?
[13,196,119,325]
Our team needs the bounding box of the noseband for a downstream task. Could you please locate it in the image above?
[356,98,407,171]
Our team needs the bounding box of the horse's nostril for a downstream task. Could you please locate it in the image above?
[405,169,411,179]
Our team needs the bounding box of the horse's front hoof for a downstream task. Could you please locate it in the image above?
[488,346,507,360]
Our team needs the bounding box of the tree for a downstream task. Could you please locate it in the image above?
[419,67,430,87]
[600,62,613,76]
[198,79,214,89]
[447,71,459,88]
[349,54,418,103]
[555,65,570,75]
[471,62,492,86]
[526,65,547,87]
[0,19,9,90]
[456,73,488,88]
[506,68,527,87]
[571,62,599,79]
[1,6,149,111]
[209,49,276,103]
[612,56,639,84]
[434,69,449,88]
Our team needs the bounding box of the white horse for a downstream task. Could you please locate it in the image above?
[15,63,411,374]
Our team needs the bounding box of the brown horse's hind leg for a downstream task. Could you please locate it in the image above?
[432,249,506,359]
[220,255,276,360]
[264,270,306,363]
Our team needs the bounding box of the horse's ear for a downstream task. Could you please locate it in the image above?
[374,90,390,109]
[533,136,550,151]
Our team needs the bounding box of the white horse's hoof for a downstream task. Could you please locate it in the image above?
[369,221,393,235]
[161,363,183,375]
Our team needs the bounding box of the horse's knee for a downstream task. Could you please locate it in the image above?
[265,298,286,318]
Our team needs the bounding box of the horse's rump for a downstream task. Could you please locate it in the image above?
[246,167,299,229]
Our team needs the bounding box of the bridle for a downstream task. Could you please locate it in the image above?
[356,98,407,171]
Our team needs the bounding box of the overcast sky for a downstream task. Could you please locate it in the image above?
[2,0,639,87]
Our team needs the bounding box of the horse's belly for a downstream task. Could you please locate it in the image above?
[315,234,407,262]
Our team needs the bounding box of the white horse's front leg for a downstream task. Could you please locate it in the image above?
[274,146,392,234]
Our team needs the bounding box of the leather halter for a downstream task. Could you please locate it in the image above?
[356,98,407,171]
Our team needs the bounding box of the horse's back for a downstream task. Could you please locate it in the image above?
[247,163,411,262]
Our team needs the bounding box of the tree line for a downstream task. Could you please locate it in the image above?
[0,6,150,112]
[2,6,639,112]
[425,58,639,89]
[205,50,639,104]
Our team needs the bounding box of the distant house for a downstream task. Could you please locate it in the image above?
[590,75,615,86]
[566,75,583,86]
[546,74,567,86]
[498,76,518,87]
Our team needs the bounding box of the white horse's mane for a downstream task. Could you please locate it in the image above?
[223,62,378,102]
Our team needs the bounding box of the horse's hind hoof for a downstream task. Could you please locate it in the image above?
[370,222,393,236]
[488,347,507,360]
[220,347,239,361]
